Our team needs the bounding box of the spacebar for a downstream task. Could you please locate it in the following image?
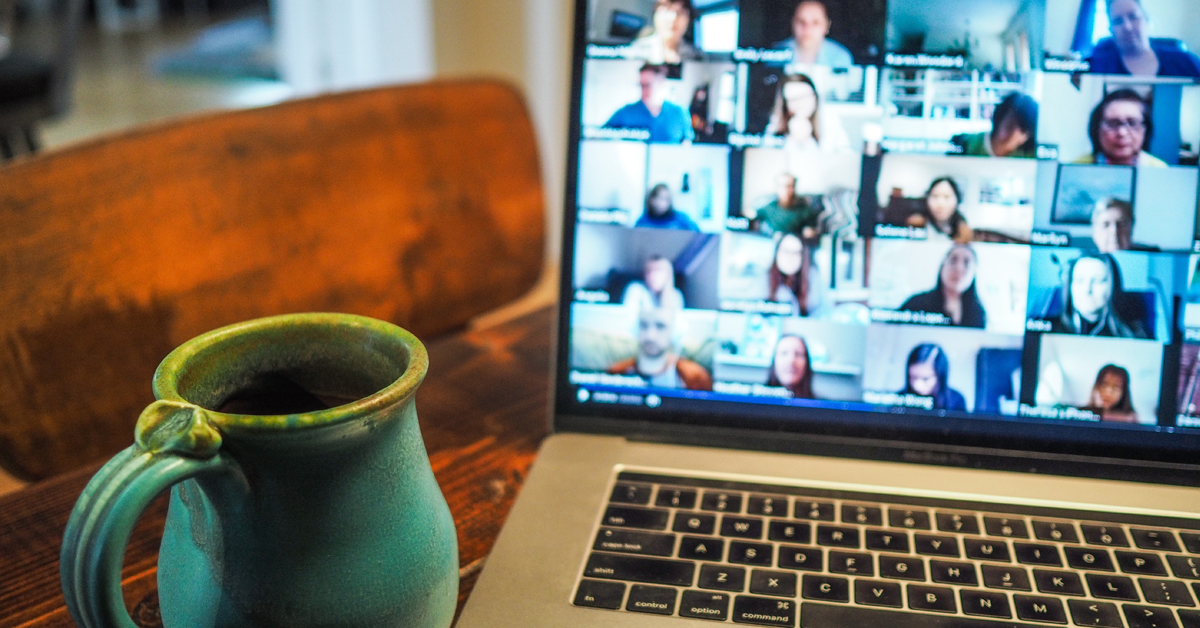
[802,604,1043,628]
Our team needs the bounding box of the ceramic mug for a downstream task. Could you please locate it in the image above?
[60,313,458,628]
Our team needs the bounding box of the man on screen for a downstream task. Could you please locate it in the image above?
[773,1,853,68]
[607,306,713,391]
[605,64,694,143]
[749,173,821,238]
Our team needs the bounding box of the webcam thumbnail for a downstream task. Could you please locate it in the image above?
[1043,0,1200,77]
[587,0,741,62]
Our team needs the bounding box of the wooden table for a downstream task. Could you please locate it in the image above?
[0,306,554,628]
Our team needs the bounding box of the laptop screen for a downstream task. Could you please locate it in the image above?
[556,0,1200,466]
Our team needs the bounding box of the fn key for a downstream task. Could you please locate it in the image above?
[573,579,625,609]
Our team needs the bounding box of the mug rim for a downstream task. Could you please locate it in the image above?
[152,313,429,432]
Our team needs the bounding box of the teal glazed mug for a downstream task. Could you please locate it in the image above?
[60,314,458,628]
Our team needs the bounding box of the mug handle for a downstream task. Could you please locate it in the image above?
[60,401,238,628]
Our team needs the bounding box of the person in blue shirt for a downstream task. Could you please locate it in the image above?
[635,184,699,230]
[1087,0,1200,78]
[605,64,694,143]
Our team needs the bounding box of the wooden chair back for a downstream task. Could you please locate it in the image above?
[0,80,545,480]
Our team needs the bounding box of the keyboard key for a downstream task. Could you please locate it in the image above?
[843,504,884,527]
[750,569,797,597]
[1123,604,1182,628]
[747,495,788,517]
[888,508,931,530]
[1082,524,1130,548]
[610,483,652,505]
[1033,520,1080,544]
[816,525,860,548]
[1088,574,1140,600]
[1132,529,1182,553]
[680,590,730,621]
[828,551,874,576]
[1068,599,1124,627]
[1171,555,1200,580]
[583,553,695,586]
[802,575,849,602]
[1015,542,1062,567]
[1034,569,1086,596]
[856,580,903,608]
[594,528,676,556]
[729,541,773,566]
[674,512,717,535]
[1118,551,1169,576]
[701,491,743,513]
[602,506,669,530]
[625,584,677,615]
[982,564,1032,591]
[721,516,764,540]
[865,529,910,553]
[1014,594,1067,624]
[732,595,796,626]
[679,536,725,561]
[777,545,822,571]
[936,511,980,534]
[802,603,1060,628]
[1181,609,1200,628]
[908,584,956,613]
[698,564,745,592]
[961,590,1012,619]
[794,500,835,522]
[965,538,1012,562]
[984,516,1029,539]
[573,579,625,609]
[930,560,978,586]
[656,487,697,509]
[879,555,925,581]
[914,534,959,557]
[1182,533,1200,555]
[767,520,811,544]
[1139,578,1195,606]
[1066,546,1116,571]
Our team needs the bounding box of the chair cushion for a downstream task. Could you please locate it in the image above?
[0,53,53,107]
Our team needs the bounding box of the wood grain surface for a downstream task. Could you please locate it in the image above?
[0,305,554,628]
[0,79,545,481]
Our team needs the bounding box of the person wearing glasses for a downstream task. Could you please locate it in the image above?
[1088,0,1200,78]
[1074,89,1166,167]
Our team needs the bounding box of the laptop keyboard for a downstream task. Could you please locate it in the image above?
[571,471,1200,627]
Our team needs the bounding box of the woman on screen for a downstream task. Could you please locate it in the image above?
[1075,89,1166,168]
[900,244,987,329]
[629,0,702,64]
[906,178,973,243]
[1087,0,1200,78]
[623,255,686,312]
[949,93,1038,159]
[1051,254,1149,339]
[766,335,815,399]
[1082,364,1139,424]
[767,234,822,317]
[636,184,699,231]
[768,74,850,152]
[899,344,966,411]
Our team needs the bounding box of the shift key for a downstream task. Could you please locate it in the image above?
[602,506,670,530]
[584,552,696,586]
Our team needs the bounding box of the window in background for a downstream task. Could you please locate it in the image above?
[696,9,739,53]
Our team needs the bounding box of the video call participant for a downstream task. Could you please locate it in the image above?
[772,0,853,68]
[766,334,815,399]
[607,306,713,391]
[750,173,821,238]
[630,0,701,65]
[1081,364,1139,423]
[768,74,850,152]
[768,234,823,316]
[622,255,686,312]
[1090,198,1156,253]
[900,244,987,329]
[949,93,1039,159]
[1075,89,1165,167]
[1088,0,1200,78]
[1051,254,1150,338]
[636,184,699,231]
[605,64,694,143]
[908,178,973,243]
[899,344,967,411]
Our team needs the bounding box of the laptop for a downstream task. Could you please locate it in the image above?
[458,0,1200,626]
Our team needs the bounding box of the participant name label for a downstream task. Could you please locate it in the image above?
[713,381,794,399]
[584,126,650,142]
[1030,231,1070,246]
[578,208,630,225]
[733,48,794,63]
[874,224,928,240]
[728,133,786,149]
[721,300,795,315]
[871,309,949,325]
[863,391,934,410]
[881,138,958,154]
[1019,405,1099,421]
[569,371,647,388]
[885,52,965,68]
[574,289,611,304]
[1043,57,1091,72]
